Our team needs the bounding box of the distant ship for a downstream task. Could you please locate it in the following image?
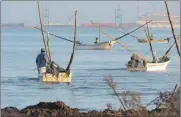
[81,23,116,28]
[43,22,80,27]
[136,13,180,28]
[1,23,24,27]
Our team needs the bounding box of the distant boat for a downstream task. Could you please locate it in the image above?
[136,13,180,28]
[76,40,117,50]
[137,38,170,44]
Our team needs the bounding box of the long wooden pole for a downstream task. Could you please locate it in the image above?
[91,21,147,61]
[37,0,50,62]
[106,25,144,40]
[161,42,175,61]
[35,27,76,43]
[47,33,52,62]
[91,20,151,42]
[165,1,180,57]
[146,21,155,62]
[114,20,152,41]
[66,10,77,72]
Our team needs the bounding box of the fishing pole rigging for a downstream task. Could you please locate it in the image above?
[91,20,152,61]
[35,27,83,45]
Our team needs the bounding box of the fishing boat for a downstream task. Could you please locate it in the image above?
[39,70,72,82]
[125,21,173,72]
[126,57,170,72]
[137,38,170,44]
[36,0,77,83]
[76,40,117,50]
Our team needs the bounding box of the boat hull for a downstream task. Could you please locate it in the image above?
[137,39,169,44]
[126,58,170,72]
[76,41,116,50]
[39,72,72,82]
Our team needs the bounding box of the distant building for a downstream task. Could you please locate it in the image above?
[136,13,180,28]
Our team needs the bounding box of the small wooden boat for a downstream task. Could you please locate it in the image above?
[137,38,170,43]
[76,40,117,50]
[126,57,170,72]
[36,1,77,83]
[76,25,117,50]
[39,72,72,82]
[125,21,173,72]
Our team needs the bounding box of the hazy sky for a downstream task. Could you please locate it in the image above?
[2,1,180,25]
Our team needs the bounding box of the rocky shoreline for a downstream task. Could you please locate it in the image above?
[1,100,179,117]
[2,79,180,117]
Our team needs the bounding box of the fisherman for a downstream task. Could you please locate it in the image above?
[36,48,48,75]
[153,50,159,63]
[94,37,100,44]
[49,61,66,77]
[49,61,59,77]
[127,55,137,67]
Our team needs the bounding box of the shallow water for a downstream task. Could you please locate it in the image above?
[1,27,180,111]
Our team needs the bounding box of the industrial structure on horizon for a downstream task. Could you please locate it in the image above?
[2,5,180,29]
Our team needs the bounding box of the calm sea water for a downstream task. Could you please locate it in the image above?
[1,27,180,111]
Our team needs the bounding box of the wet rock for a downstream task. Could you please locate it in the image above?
[1,101,124,117]
[21,101,80,117]
[2,100,179,117]
[1,107,26,117]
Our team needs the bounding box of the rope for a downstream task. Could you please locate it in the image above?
[91,21,147,61]
[34,27,83,45]
[114,20,152,41]
[106,25,144,41]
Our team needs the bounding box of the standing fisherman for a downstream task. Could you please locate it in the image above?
[36,48,48,76]
[94,37,100,44]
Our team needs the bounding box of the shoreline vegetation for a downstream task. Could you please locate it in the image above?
[1,76,180,117]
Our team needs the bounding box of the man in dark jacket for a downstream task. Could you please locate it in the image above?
[36,48,48,75]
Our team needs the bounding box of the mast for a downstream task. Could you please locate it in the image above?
[164,1,180,57]
[37,0,50,62]
[66,10,77,72]
[145,20,155,62]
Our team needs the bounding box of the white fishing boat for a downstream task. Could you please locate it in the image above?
[76,40,117,50]
[126,21,173,72]
[126,57,170,72]
[137,38,169,44]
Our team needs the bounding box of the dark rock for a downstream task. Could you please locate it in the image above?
[1,107,26,117]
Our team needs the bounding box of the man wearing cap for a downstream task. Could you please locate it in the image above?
[36,48,48,75]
